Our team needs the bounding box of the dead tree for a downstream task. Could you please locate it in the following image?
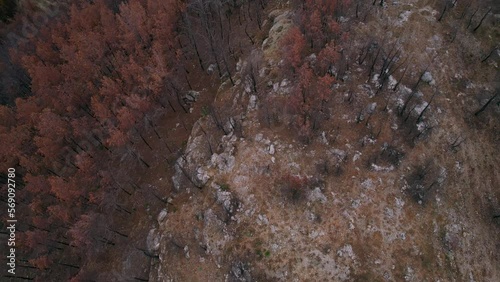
[474,92,499,116]
[242,49,264,94]
[367,47,381,82]
[393,61,410,92]
[399,90,416,116]
[473,8,491,32]
[209,106,229,135]
[416,90,438,123]
[481,46,498,63]
[437,2,449,22]
[198,123,214,155]
[449,135,465,152]
[412,65,430,91]
[466,7,479,29]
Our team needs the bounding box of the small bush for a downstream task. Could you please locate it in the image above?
[219,183,230,191]
[279,174,309,204]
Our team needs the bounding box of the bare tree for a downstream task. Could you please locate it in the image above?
[472,7,491,32]
[241,49,264,94]
[474,91,499,116]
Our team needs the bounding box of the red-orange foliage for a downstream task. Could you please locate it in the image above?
[281,27,306,70]
[29,256,52,270]
[1,0,267,279]
[317,43,340,76]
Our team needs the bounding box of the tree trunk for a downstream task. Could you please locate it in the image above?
[474,92,498,116]
[473,8,491,32]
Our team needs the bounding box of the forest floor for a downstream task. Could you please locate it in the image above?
[97,0,499,281]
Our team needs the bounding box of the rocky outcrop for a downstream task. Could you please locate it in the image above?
[172,121,214,191]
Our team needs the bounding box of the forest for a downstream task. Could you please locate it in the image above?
[1,0,499,281]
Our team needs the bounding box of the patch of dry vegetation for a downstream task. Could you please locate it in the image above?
[150,0,499,281]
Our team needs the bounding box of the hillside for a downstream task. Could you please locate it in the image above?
[0,0,499,281]
[149,1,500,281]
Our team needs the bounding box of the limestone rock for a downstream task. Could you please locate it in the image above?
[147,228,161,253]
[157,209,168,224]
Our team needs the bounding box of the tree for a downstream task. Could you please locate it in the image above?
[49,176,85,204]
[34,110,73,169]
[306,9,323,49]
[474,91,499,116]
[24,173,50,194]
[281,27,306,71]
[317,43,340,76]
[241,49,264,94]
[29,256,52,271]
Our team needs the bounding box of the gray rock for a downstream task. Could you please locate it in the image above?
[422,71,435,85]
[367,102,377,114]
[231,262,252,282]
[171,122,213,190]
[147,228,160,253]
[236,58,243,71]
[273,82,279,92]
[249,95,258,110]
[306,53,317,63]
[157,209,168,224]
[207,64,217,74]
[269,144,275,155]
[196,167,210,186]
[209,133,238,172]
[257,214,269,225]
[308,187,327,203]
[330,149,347,163]
[254,133,263,142]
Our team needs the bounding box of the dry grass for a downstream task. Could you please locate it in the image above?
[150,0,500,281]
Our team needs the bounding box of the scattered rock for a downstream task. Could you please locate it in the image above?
[183,90,200,104]
[171,122,214,190]
[337,244,355,260]
[230,262,252,282]
[269,144,275,155]
[308,187,327,203]
[210,134,237,172]
[361,178,375,190]
[196,167,210,186]
[157,209,168,224]
[371,163,395,172]
[422,71,435,85]
[320,131,329,145]
[147,229,161,253]
[331,149,347,160]
[207,64,217,74]
[367,102,377,114]
[280,79,289,87]
[254,133,263,142]
[352,151,362,162]
[236,58,243,71]
[306,53,317,63]
[248,95,258,110]
[397,10,412,26]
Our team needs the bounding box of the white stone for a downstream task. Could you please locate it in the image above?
[157,209,168,224]
[249,95,258,110]
[269,144,275,155]
[255,133,263,142]
[308,187,327,203]
[147,229,160,252]
[422,71,435,85]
